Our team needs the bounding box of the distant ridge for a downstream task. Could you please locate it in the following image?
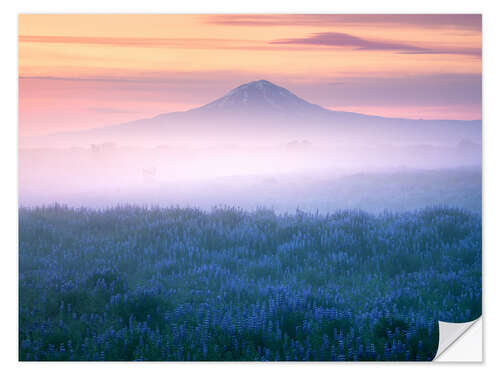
[20,80,482,148]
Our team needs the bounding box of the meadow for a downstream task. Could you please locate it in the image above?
[19,205,481,361]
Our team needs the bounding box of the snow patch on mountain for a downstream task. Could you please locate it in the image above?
[198,80,326,114]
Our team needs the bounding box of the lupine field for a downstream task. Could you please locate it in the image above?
[19,204,481,361]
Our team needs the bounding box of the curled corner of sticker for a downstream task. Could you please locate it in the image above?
[434,317,482,362]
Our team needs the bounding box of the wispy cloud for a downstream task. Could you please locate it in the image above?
[19,35,255,49]
[206,14,482,32]
[19,33,480,56]
[19,75,175,84]
[271,32,481,56]
[18,71,268,87]
[18,35,312,53]
[272,32,424,51]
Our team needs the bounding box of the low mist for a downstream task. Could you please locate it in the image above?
[19,140,481,213]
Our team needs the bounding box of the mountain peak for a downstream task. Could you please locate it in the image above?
[197,79,326,115]
[239,79,274,88]
[247,79,272,85]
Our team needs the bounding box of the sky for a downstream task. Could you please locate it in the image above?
[19,14,482,137]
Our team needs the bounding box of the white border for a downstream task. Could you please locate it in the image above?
[3,1,498,373]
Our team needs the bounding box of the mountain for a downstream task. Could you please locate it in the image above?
[20,80,482,148]
[196,80,326,116]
